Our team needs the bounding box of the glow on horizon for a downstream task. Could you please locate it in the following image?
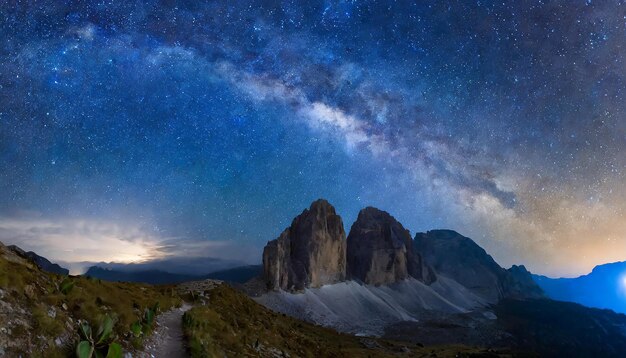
[0,216,166,274]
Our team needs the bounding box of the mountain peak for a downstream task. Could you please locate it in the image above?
[347,206,435,285]
[262,203,440,291]
[262,199,346,291]
[309,198,334,210]
[509,264,529,273]
[414,231,543,302]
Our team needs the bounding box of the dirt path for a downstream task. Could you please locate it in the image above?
[142,303,192,358]
[139,280,222,358]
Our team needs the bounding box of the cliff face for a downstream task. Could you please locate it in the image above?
[346,207,435,286]
[263,201,541,298]
[262,201,439,291]
[262,199,346,291]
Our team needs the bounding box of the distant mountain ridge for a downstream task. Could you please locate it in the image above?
[84,266,198,284]
[204,265,262,283]
[532,261,626,314]
[83,256,245,276]
[84,264,262,285]
[2,241,262,285]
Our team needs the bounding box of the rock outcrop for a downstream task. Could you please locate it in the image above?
[505,265,545,299]
[413,230,543,302]
[262,199,346,291]
[346,207,435,286]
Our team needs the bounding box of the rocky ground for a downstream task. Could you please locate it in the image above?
[176,279,222,295]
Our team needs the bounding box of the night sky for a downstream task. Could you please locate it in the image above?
[1,1,625,276]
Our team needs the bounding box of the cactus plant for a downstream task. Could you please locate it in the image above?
[144,307,154,326]
[75,314,122,358]
[130,321,142,337]
[59,277,75,294]
[129,302,159,339]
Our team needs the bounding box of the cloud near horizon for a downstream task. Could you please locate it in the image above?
[0,214,260,274]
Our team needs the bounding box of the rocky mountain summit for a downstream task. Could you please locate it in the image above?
[347,207,435,285]
[413,230,544,303]
[262,200,543,304]
[262,199,346,290]
[262,200,441,291]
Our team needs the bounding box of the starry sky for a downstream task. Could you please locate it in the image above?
[1,0,625,277]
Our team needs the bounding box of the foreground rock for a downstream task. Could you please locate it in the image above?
[347,207,435,285]
[413,230,544,302]
[263,199,346,290]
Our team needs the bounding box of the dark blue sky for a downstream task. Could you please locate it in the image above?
[1,1,625,276]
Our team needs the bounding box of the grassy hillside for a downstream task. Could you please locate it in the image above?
[0,243,182,357]
[182,284,509,357]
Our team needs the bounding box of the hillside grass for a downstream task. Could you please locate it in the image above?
[182,284,503,357]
